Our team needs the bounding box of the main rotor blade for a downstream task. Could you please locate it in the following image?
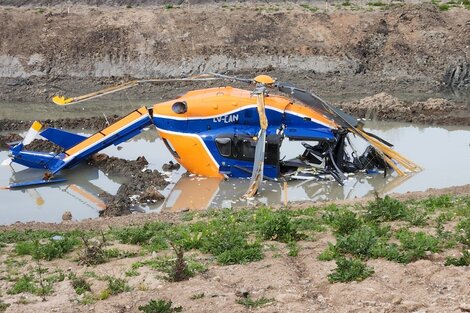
[52,74,219,106]
[243,87,268,198]
[275,82,359,128]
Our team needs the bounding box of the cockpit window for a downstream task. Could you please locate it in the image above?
[215,138,232,157]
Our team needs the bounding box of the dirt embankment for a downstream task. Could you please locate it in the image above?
[339,92,470,125]
[0,3,469,103]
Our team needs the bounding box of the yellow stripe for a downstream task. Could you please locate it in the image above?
[65,107,148,156]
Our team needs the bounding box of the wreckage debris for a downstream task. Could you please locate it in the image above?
[162,161,181,172]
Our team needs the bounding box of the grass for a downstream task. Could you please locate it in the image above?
[138,299,182,313]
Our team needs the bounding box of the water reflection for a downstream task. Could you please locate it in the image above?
[1,121,470,224]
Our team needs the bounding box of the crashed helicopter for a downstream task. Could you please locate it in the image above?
[1,74,421,196]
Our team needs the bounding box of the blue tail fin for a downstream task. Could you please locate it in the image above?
[40,128,88,150]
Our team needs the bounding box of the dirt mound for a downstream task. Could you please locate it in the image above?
[0,133,22,149]
[87,153,168,216]
[0,3,469,100]
[0,116,123,132]
[339,92,469,125]
[24,139,63,153]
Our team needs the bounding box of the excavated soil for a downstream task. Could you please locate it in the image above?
[0,3,469,104]
[339,92,470,125]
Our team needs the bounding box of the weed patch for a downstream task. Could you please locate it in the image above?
[328,257,374,283]
[257,209,302,242]
[365,195,408,222]
[106,276,130,295]
[445,250,470,266]
[236,296,274,308]
[139,299,182,313]
[15,236,78,260]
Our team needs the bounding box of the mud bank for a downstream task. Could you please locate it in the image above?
[1,92,469,129]
[339,92,470,125]
[88,153,168,217]
[0,3,469,103]
[2,182,470,232]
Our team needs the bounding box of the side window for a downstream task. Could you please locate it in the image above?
[215,138,232,157]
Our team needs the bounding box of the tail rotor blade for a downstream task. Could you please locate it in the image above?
[1,158,12,166]
[23,121,43,146]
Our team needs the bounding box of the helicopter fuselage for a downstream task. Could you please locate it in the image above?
[152,86,338,179]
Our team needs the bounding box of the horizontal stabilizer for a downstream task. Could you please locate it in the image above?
[4,178,67,189]
[40,128,88,150]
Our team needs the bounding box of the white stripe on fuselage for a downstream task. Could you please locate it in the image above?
[153,104,335,129]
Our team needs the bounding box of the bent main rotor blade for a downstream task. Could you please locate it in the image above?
[243,87,268,198]
[52,74,219,106]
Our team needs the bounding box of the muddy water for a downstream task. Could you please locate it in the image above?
[1,122,470,224]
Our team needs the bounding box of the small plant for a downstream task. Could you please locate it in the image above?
[15,236,78,261]
[35,262,53,301]
[164,4,174,9]
[445,250,470,266]
[216,244,263,265]
[125,269,140,277]
[0,300,10,312]
[236,296,274,308]
[106,276,131,295]
[70,275,91,295]
[438,3,450,10]
[258,209,302,242]
[190,292,205,300]
[78,234,107,265]
[367,1,386,6]
[300,3,318,12]
[7,274,36,295]
[457,218,470,246]
[365,195,408,222]
[138,299,182,313]
[318,243,339,261]
[287,241,300,257]
[328,257,374,283]
[168,242,189,282]
[324,209,362,235]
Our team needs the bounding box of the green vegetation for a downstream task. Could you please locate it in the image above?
[132,256,206,281]
[367,1,387,6]
[300,3,318,12]
[15,236,79,260]
[445,250,470,266]
[190,292,205,300]
[328,257,374,283]
[1,192,468,306]
[138,299,182,313]
[106,276,131,295]
[236,296,274,308]
[69,274,91,295]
